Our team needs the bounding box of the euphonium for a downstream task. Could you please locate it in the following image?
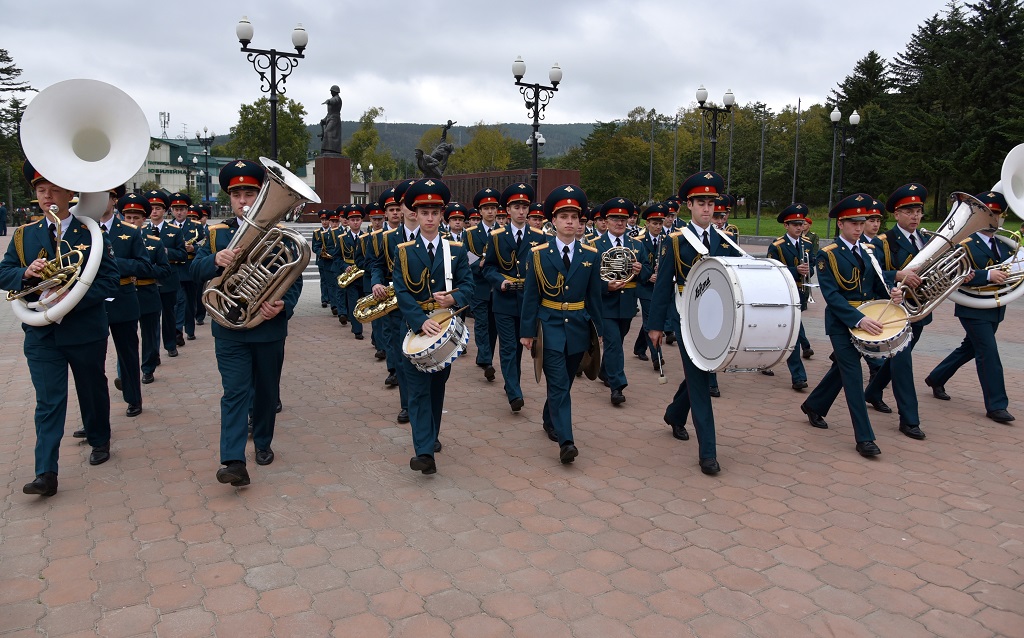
[202,157,319,329]
[10,79,150,326]
[353,284,398,322]
[899,191,1001,321]
[337,266,364,289]
[599,245,637,282]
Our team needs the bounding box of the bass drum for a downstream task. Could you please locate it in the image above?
[677,256,800,372]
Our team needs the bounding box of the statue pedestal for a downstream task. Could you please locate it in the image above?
[301,156,351,221]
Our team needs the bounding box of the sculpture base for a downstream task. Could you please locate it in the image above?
[300,156,352,222]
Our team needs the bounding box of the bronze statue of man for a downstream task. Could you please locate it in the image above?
[416,119,457,178]
[319,85,342,156]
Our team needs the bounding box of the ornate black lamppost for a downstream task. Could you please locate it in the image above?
[235,16,308,161]
[695,85,735,172]
[512,56,561,199]
[826,107,860,238]
[356,162,374,184]
[178,154,198,194]
[195,127,216,205]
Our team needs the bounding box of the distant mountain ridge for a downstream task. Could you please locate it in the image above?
[303,121,594,159]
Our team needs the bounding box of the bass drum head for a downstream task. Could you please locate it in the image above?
[679,257,740,371]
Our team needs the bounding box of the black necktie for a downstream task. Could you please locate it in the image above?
[702,231,711,250]
[615,236,622,248]
[427,242,435,263]
[909,233,919,250]
[853,245,865,270]
[49,223,58,254]
[562,245,571,270]
[991,237,1001,261]
[652,237,658,253]
[516,229,522,248]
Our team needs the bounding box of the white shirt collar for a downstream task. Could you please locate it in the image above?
[897,224,919,243]
[555,237,574,256]
[51,214,74,237]
[839,235,860,251]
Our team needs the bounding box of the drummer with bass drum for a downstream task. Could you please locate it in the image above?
[393,179,473,475]
[800,194,903,458]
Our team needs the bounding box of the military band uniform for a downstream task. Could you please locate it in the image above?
[801,194,893,456]
[312,214,332,306]
[927,192,1014,422]
[765,204,816,389]
[520,189,603,460]
[467,188,500,377]
[340,218,365,338]
[102,211,155,413]
[378,222,420,422]
[170,194,200,341]
[145,192,187,355]
[0,162,121,494]
[864,184,931,434]
[138,229,170,381]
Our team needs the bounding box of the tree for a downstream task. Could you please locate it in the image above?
[447,123,513,174]
[0,50,33,208]
[343,106,398,182]
[222,97,310,168]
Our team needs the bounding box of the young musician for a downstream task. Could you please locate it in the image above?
[800,194,904,458]
[633,202,667,367]
[190,159,302,487]
[647,172,741,474]
[466,188,500,382]
[520,185,604,464]
[145,190,187,357]
[312,210,332,308]
[926,190,1015,423]
[393,179,473,474]
[0,161,120,496]
[766,203,815,391]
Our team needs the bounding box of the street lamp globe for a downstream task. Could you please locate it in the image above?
[291,24,308,53]
[537,133,545,147]
[548,63,562,87]
[356,163,362,171]
[368,163,373,172]
[850,110,861,126]
[830,107,841,123]
[723,89,735,107]
[696,85,709,106]
[512,56,526,81]
[236,16,253,46]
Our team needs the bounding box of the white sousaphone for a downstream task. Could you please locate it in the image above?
[13,79,150,326]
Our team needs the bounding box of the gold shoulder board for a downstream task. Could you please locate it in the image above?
[581,243,598,253]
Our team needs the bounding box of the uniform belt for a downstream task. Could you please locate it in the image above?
[677,284,686,293]
[541,299,585,311]
[170,260,186,265]
[135,279,156,286]
[621,282,637,289]
[849,301,865,307]
[187,254,195,260]
[419,300,440,311]
[119,277,137,286]
[344,259,355,264]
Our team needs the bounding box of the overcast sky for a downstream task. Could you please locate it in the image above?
[5,0,949,140]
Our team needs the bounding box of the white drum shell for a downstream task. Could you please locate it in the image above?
[677,257,800,372]
[402,314,470,373]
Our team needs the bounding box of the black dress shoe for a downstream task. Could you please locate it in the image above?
[196,320,205,326]
[635,352,649,361]
[699,458,721,475]
[73,428,86,438]
[925,377,951,400]
[434,440,442,453]
[216,461,250,486]
[255,448,275,465]
[322,302,328,308]
[384,373,398,387]
[653,360,666,371]
[510,398,524,413]
[355,333,364,340]
[375,349,387,360]
[899,423,926,440]
[155,356,161,367]
[792,381,808,390]
[331,307,338,316]
[543,425,557,442]
[856,441,881,457]
[275,400,282,413]
[114,377,122,391]
[397,409,410,424]
[142,373,155,384]
[760,369,775,376]
[175,332,185,347]
[167,349,178,357]
[126,404,142,418]
[89,444,110,466]
[803,348,814,359]
[23,472,58,496]
[987,409,1016,423]
[610,389,625,405]
[484,365,495,382]
[559,443,579,464]
[410,454,437,474]
[801,403,828,429]
[709,386,721,398]
[186,334,196,341]
[664,416,689,441]
[665,332,676,345]
[868,398,892,413]
[339,315,348,325]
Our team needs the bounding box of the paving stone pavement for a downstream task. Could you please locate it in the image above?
[1,233,1023,637]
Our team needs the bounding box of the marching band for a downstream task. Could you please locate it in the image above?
[3,82,1022,495]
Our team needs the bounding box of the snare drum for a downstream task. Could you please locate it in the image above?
[677,256,800,372]
[402,309,470,373]
[849,300,911,359]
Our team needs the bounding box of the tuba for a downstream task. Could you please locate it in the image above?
[202,158,318,329]
[11,79,150,326]
[948,143,1024,309]
[899,192,1001,320]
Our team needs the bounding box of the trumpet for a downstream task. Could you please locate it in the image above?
[337,266,364,289]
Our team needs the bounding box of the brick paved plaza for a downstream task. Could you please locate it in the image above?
[1,234,1023,637]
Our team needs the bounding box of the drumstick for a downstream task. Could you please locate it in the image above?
[878,317,911,327]
[416,305,467,336]
[435,288,460,296]
[657,351,667,384]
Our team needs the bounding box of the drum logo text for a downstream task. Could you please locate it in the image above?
[693,276,712,300]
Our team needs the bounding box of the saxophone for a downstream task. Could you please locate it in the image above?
[353,284,398,321]
[202,158,320,329]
